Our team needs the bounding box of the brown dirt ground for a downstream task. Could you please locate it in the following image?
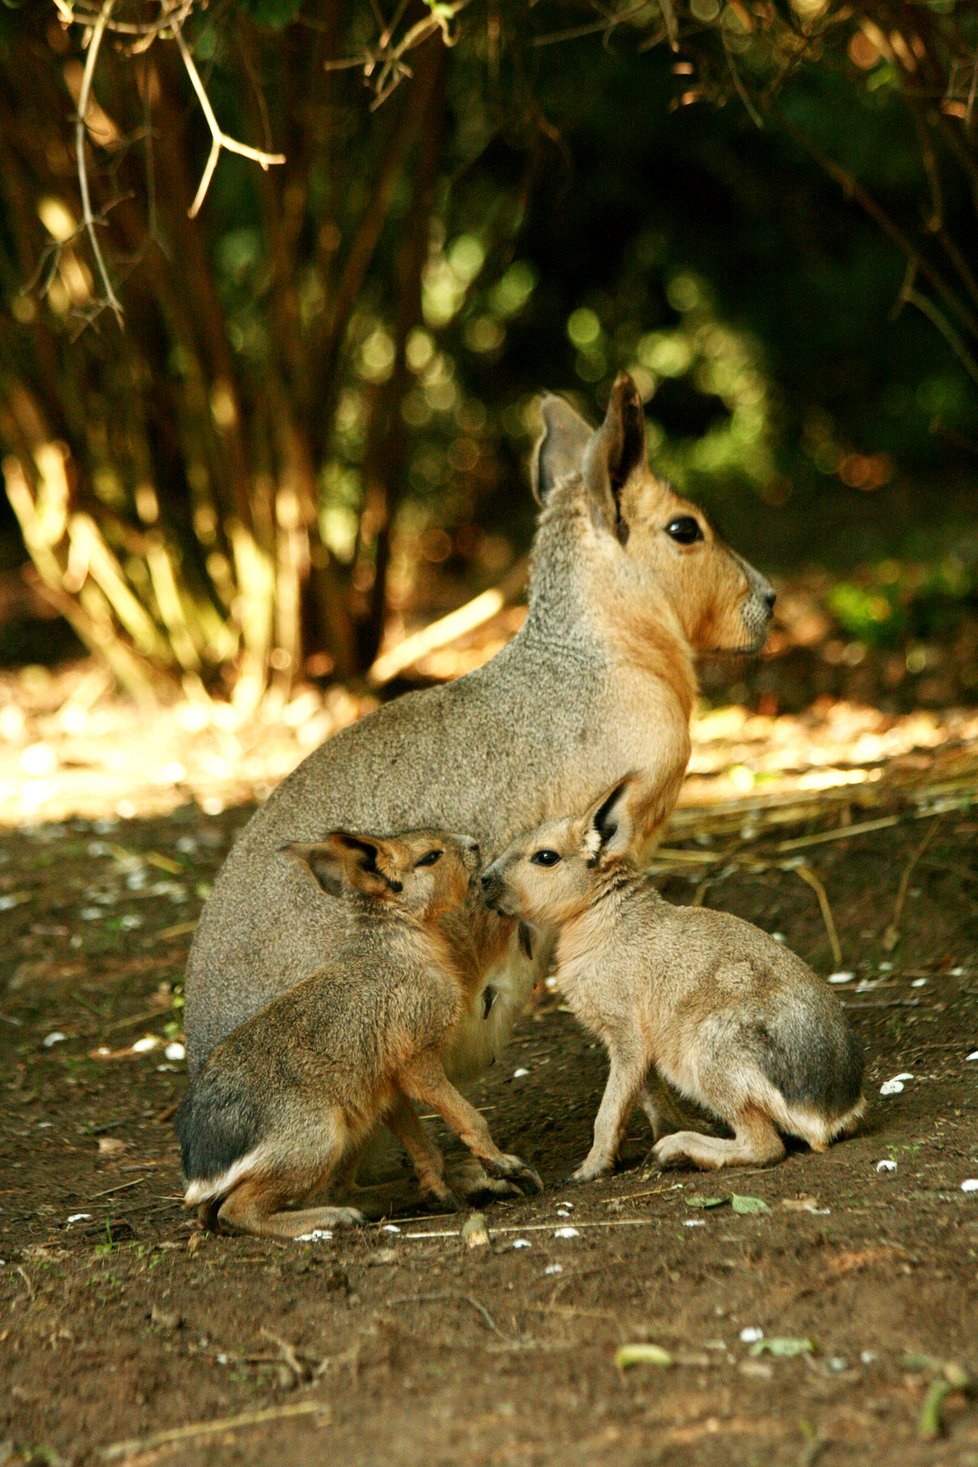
[2,785,977,1467]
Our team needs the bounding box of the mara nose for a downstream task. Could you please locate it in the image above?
[763,588,777,613]
[480,870,491,890]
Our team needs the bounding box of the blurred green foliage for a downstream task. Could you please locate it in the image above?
[1,0,976,694]
[830,553,978,649]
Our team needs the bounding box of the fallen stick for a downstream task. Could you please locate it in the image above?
[392,1217,653,1240]
[102,1401,329,1461]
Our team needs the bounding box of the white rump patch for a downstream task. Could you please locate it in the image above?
[183,1146,266,1206]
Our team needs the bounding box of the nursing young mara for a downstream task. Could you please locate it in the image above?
[184,373,775,1186]
[178,829,541,1240]
[482,777,865,1177]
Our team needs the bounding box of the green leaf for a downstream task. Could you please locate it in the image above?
[731,1194,770,1214]
[686,1194,728,1209]
[238,0,305,29]
[615,1343,674,1370]
[749,1337,816,1358]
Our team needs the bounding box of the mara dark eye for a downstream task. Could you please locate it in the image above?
[666,515,704,545]
[415,849,443,868]
[530,849,562,868]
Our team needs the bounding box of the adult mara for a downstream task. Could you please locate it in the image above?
[184,374,775,1113]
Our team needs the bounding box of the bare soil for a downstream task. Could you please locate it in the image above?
[2,787,977,1467]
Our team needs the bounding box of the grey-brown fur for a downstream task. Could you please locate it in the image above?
[184,375,774,1188]
[177,829,541,1239]
[482,777,865,1177]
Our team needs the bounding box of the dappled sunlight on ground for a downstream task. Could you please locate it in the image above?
[0,655,975,831]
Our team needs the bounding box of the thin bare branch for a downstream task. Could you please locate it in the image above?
[75,0,124,325]
[722,28,763,128]
[324,0,469,108]
[171,19,285,218]
[54,0,194,42]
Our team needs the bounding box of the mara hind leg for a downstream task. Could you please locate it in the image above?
[398,1052,543,1195]
[383,1093,458,1211]
[217,1173,366,1239]
[653,1107,786,1172]
[214,1132,367,1239]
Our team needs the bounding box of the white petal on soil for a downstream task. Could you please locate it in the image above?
[966,1052,978,1062]
[511,1239,532,1250]
[132,1036,158,1053]
[543,1264,563,1275]
[164,1042,186,1062]
[874,1159,897,1173]
[911,978,928,988]
[827,971,856,985]
[739,1327,764,1344]
[66,1213,92,1224]
[893,1072,914,1082]
[295,1229,333,1242]
[381,1224,401,1233]
[961,1179,978,1193]
[879,1079,905,1096]
[683,1219,706,1228]
[554,1226,580,1239]
[43,1032,68,1047]
[512,1068,530,1079]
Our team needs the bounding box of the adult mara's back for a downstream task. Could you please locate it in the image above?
[185,373,775,1079]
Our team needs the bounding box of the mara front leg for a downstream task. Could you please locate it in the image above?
[570,1044,652,1184]
[398,1052,543,1196]
[383,1093,458,1212]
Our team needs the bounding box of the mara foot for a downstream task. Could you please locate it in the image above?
[652,1127,786,1172]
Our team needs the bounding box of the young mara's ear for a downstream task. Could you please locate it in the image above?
[281,833,390,898]
[581,373,647,544]
[581,774,641,863]
[531,394,593,506]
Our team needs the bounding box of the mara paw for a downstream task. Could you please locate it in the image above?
[486,1153,544,1195]
[565,1158,615,1186]
[651,1134,706,1172]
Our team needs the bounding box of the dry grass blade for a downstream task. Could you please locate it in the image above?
[795,863,843,969]
[883,816,943,950]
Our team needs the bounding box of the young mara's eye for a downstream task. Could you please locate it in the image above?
[529,849,562,868]
[666,515,704,545]
[415,849,443,868]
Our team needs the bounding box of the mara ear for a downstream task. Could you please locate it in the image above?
[281,833,390,898]
[581,773,641,863]
[581,373,647,544]
[531,394,594,506]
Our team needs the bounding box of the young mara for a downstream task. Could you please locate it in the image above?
[482,778,865,1177]
[177,829,541,1239]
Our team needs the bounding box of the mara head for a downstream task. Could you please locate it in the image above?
[531,373,775,656]
[480,776,643,927]
[282,828,480,920]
